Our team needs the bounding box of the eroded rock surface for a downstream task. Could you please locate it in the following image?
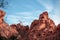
[30,12,56,31]
[29,11,56,40]
[0,10,18,40]
[0,10,60,40]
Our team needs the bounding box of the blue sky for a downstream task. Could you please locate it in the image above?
[0,0,60,26]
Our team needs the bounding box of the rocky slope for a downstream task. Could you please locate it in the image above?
[0,10,60,40]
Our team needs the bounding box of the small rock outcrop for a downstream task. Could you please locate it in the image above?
[0,10,18,40]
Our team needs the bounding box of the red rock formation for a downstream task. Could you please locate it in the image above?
[0,10,18,39]
[30,20,39,30]
[10,23,29,40]
[29,11,56,40]
[0,10,60,40]
[56,24,60,30]
[30,11,56,31]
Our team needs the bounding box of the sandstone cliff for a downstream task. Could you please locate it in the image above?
[0,10,60,40]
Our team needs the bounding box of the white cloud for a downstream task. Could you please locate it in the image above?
[53,15,60,25]
[5,12,38,25]
[5,15,21,25]
[52,0,60,25]
[37,0,53,12]
[36,0,60,25]
[15,11,41,19]
[15,12,32,16]
[5,9,44,26]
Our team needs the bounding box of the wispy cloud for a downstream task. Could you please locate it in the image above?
[37,0,53,12]
[52,0,60,25]
[15,11,41,19]
[53,15,60,25]
[36,0,60,25]
[5,15,21,25]
[5,10,41,25]
[4,0,60,26]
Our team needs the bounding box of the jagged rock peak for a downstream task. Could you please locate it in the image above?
[30,11,56,32]
[0,10,5,18]
[39,11,48,21]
